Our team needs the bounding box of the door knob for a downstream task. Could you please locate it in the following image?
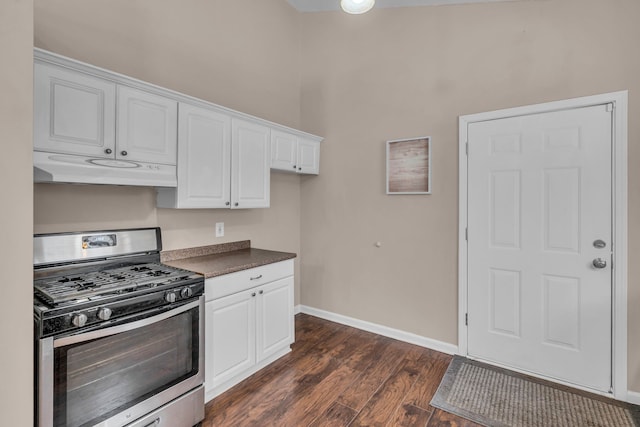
[592,258,607,269]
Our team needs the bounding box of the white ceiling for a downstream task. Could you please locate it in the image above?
[287,0,520,13]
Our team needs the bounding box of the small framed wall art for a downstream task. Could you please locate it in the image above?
[386,136,431,194]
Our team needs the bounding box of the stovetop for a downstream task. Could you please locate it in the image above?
[34,261,204,338]
[33,228,206,338]
[34,262,195,306]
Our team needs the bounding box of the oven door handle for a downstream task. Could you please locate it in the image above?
[53,297,202,348]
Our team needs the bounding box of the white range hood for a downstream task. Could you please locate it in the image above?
[33,151,177,187]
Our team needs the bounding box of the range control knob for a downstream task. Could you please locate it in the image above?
[72,313,88,328]
[180,287,193,299]
[97,307,112,321]
[165,292,177,303]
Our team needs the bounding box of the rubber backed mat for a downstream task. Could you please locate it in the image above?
[431,355,640,427]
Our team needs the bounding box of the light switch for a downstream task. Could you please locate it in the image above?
[215,222,224,237]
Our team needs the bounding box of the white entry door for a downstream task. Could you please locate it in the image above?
[466,104,613,392]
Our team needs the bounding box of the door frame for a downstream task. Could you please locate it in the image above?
[458,91,629,401]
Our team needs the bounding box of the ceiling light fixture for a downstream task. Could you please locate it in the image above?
[340,0,375,14]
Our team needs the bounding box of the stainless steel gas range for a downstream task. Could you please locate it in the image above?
[33,227,205,427]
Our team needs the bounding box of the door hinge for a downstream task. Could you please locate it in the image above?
[466,142,469,155]
[606,103,614,112]
[465,313,468,326]
[465,228,468,241]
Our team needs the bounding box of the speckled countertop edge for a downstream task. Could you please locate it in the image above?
[161,241,296,279]
[160,240,251,262]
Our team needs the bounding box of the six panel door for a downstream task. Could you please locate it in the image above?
[466,104,613,392]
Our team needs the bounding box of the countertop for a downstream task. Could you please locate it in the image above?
[161,240,296,279]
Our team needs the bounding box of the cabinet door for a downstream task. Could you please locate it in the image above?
[297,138,320,175]
[270,130,297,172]
[175,103,231,208]
[34,62,116,157]
[231,119,270,209]
[205,291,256,392]
[117,86,178,165]
[256,277,294,363]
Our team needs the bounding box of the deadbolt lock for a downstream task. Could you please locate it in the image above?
[593,239,606,249]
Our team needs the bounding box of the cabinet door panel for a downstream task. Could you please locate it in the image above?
[205,291,256,392]
[117,86,177,165]
[176,103,231,208]
[297,138,320,175]
[256,277,294,362]
[34,62,116,157]
[271,130,297,172]
[231,119,270,209]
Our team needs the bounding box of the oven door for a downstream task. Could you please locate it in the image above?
[38,296,204,427]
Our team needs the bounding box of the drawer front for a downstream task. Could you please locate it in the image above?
[205,259,294,301]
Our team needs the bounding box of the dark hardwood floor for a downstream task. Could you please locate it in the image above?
[204,313,480,427]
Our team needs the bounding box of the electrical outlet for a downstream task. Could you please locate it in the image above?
[215,222,224,237]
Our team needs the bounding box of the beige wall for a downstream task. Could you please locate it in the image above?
[299,0,640,392]
[33,0,304,302]
[0,0,34,423]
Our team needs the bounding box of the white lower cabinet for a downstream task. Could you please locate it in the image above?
[256,277,295,362]
[205,289,256,389]
[204,260,294,401]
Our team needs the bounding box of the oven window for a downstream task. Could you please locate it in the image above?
[53,308,198,427]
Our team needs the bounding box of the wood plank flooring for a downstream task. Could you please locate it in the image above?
[204,313,480,427]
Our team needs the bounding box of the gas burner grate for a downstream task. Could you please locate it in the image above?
[34,263,192,305]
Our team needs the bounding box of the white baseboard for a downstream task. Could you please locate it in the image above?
[294,304,302,315]
[297,304,458,355]
[626,390,640,405]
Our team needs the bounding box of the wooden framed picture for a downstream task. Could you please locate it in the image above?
[386,136,431,194]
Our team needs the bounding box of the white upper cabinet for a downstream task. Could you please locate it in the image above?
[297,137,320,175]
[270,130,320,175]
[33,49,322,191]
[117,86,178,165]
[157,103,231,208]
[270,130,298,173]
[231,118,270,209]
[34,62,116,157]
[34,61,177,166]
[158,105,270,209]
